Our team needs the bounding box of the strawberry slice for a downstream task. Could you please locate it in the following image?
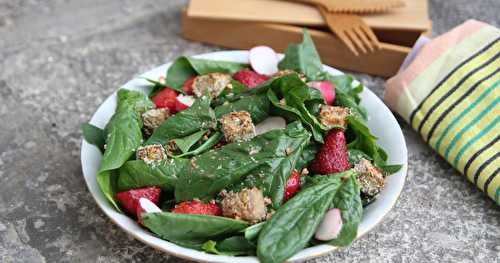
[152,87,178,113]
[136,197,162,225]
[171,200,222,216]
[283,170,302,202]
[183,77,196,95]
[233,69,270,88]
[309,129,351,174]
[115,186,161,216]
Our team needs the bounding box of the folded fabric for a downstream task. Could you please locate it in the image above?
[385,20,499,205]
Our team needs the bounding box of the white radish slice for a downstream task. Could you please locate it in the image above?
[139,198,162,213]
[315,208,343,241]
[308,81,335,105]
[249,46,279,75]
[255,117,287,135]
[175,94,195,112]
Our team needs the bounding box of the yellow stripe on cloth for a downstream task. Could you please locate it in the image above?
[464,139,500,183]
[418,61,500,142]
[427,77,499,149]
[396,26,500,121]
[487,172,500,202]
[410,40,500,130]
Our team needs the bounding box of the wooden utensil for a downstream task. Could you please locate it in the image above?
[182,11,412,77]
[318,7,380,56]
[186,0,431,33]
[288,0,405,13]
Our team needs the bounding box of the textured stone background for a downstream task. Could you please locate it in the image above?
[0,0,499,262]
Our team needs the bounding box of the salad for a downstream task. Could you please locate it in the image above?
[82,31,401,263]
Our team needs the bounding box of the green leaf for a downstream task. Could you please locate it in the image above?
[140,77,184,96]
[98,89,154,211]
[81,123,105,153]
[243,222,265,241]
[348,149,372,165]
[117,159,187,191]
[174,122,311,207]
[202,236,256,256]
[166,56,248,90]
[146,95,216,145]
[295,142,320,171]
[379,164,403,174]
[173,131,223,158]
[278,29,323,80]
[325,172,363,246]
[257,174,343,263]
[215,93,271,124]
[266,74,325,142]
[142,212,248,244]
[173,130,207,154]
[320,73,367,120]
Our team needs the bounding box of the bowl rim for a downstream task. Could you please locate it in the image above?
[80,50,408,263]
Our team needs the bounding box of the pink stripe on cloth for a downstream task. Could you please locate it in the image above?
[384,20,489,110]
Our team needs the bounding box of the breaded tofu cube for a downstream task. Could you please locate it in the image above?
[192,72,231,98]
[136,144,167,164]
[319,105,350,129]
[220,187,268,224]
[142,108,170,135]
[355,158,385,197]
[220,111,256,143]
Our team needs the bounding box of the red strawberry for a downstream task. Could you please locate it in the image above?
[183,77,196,95]
[171,200,222,216]
[309,129,351,174]
[115,186,161,216]
[233,69,270,88]
[153,87,178,113]
[283,170,302,202]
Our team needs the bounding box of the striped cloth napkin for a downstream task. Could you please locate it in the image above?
[385,20,499,205]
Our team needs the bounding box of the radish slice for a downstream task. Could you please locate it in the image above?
[308,81,335,105]
[139,198,162,213]
[315,208,343,241]
[137,198,162,225]
[249,46,279,75]
[175,94,195,112]
[255,117,287,135]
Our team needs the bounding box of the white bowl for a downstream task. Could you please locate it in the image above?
[81,51,408,263]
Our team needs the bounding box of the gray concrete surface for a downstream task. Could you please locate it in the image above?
[0,0,499,262]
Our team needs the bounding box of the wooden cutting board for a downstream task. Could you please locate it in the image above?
[187,0,431,32]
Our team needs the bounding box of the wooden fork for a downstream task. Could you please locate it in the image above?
[318,6,381,56]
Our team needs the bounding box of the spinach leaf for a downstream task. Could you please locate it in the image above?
[81,123,105,153]
[173,130,207,154]
[166,56,248,90]
[173,131,223,158]
[278,30,323,81]
[296,143,320,171]
[267,74,325,142]
[346,116,384,167]
[257,174,342,263]
[325,172,363,246]
[217,236,256,255]
[146,95,216,145]
[320,73,367,120]
[142,212,248,244]
[140,77,181,96]
[117,158,187,191]
[243,222,265,241]
[348,149,372,165]
[98,89,154,210]
[215,93,271,123]
[379,164,403,174]
[202,236,256,256]
[174,122,311,207]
